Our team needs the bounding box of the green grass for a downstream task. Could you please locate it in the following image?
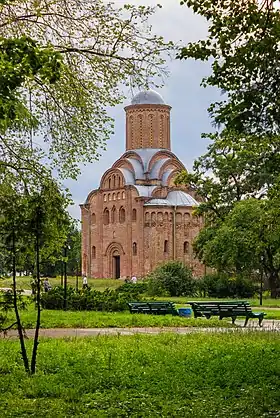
[4,302,279,330]
[253,309,280,320]
[6,304,235,329]
[0,333,279,417]
[0,276,122,292]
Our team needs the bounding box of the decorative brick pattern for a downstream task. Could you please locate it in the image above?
[125,104,171,150]
[81,94,205,279]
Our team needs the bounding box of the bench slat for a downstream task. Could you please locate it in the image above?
[128,301,178,316]
[188,301,265,327]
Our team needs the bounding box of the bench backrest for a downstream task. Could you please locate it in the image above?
[128,301,177,312]
[188,301,252,314]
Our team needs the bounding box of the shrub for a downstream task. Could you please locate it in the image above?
[147,261,197,297]
[116,281,148,298]
[197,273,257,298]
[41,286,143,311]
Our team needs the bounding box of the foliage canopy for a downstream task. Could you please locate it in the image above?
[0,0,174,178]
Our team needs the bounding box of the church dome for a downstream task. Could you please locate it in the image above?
[144,191,199,207]
[131,90,165,105]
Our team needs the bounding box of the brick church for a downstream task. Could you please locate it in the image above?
[80,90,204,279]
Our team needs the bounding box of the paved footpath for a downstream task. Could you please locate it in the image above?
[2,320,280,339]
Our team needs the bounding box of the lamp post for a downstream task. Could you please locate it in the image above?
[260,256,264,306]
[60,260,63,286]
[63,244,71,310]
[75,260,79,291]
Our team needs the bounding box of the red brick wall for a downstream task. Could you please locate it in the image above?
[81,187,205,279]
[125,104,171,150]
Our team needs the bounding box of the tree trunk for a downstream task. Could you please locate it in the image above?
[30,226,41,374]
[12,231,30,374]
[268,271,280,298]
[63,246,67,310]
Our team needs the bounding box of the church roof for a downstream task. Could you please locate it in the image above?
[133,185,157,197]
[126,158,145,179]
[102,148,198,207]
[118,168,135,185]
[116,148,179,182]
[131,90,165,105]
[131,148,163,172]
[144,191,199,207]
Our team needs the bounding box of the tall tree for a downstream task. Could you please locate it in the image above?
[0,34,62,187]
[0,177,71,373]
[0,0,175,178]
[175,131,280,220]
[177,0,280,216]
[194,198,280,297]
[176,0,280,296]
[179,0,280,134]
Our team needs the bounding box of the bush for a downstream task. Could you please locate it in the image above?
[147,261,197,297]
[116,281,148,298]
[197,273,257,298]
[41,286,143,311]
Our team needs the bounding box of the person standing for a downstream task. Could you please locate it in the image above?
[82,276,88,289]
[43,278,51,292]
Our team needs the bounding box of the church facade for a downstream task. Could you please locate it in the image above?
[80,90,204,279]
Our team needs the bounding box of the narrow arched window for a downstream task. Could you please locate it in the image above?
[108,178,111,189]
[103,208,109,225]
[117,192,121,200]
[145,212,150,226]
[83,254,87,275]
[132,209,137,222]
[122,191,125,200]
[184,213,190,224]
[164,240,168,253]
[119,207,126,223]
[92,246,96,259]
[91,213,96,225]
[184,241,189,254]
[118,177,121,188]
[157,212,163,225]
[113,175,116,188]
[132,242,137,256]
[111,206,116,223]
[176,213,182,224]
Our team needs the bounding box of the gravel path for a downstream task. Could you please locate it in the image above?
[1,320,280,339]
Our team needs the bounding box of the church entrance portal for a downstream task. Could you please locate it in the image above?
[105,242,124,279]
[113,255,120,279]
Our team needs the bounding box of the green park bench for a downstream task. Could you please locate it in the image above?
[128,301,179,316]
[188,300,266,327]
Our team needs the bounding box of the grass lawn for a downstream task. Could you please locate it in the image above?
[3,302,280,330]
[0,332,279,417]
[6,304,235,329]
[0,276,122,292]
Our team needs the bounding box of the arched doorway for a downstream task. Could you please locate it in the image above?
[105,242,125,279]
[112,250,120,279]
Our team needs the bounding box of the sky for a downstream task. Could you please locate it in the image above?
[65,0,221,221]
